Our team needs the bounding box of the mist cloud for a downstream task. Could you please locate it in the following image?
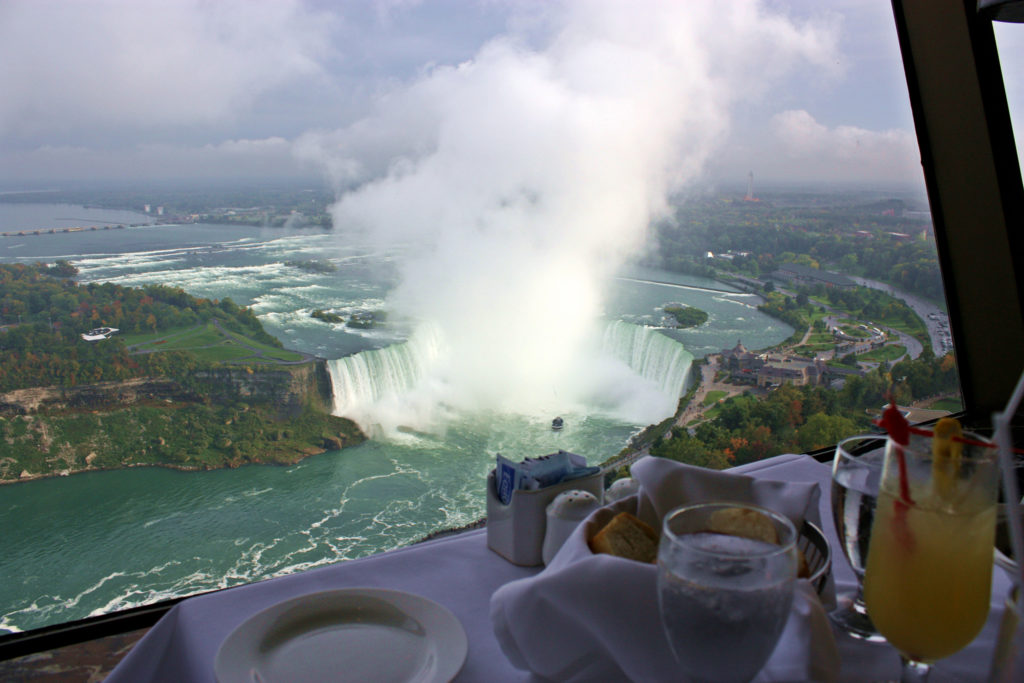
[309,0,839,425]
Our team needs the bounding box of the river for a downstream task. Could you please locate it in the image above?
[0,203,792,633]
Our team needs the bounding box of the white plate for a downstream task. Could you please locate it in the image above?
[214,588,468,683]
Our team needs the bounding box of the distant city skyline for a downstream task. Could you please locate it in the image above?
[1,0,1020,188]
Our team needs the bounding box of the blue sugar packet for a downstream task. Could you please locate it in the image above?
[496,453,524,505]
[494,451,599,504]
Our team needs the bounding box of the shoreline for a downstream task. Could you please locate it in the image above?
[0,441,347,487]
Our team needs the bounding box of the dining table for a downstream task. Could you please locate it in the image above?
[104,452,1015,682]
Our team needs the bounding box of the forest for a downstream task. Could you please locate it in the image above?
[0,261,278,391]
[650,192,942,302]
[651,351,959,469]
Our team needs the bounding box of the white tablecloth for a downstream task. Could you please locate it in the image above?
[104,453,1013,682]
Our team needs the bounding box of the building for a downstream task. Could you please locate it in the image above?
[756,357,827,387]
[721,339,762,378]
[772,264,857,289]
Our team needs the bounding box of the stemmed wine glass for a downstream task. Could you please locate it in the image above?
[830,435,887,641]
[862,428,999,681]
[657,502,798,683]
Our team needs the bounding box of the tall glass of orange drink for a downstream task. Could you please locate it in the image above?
[863,420,999,681]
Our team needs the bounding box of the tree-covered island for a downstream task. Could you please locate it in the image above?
[0,262,364,483]
[311,309,345,323]
[663,303,708,328]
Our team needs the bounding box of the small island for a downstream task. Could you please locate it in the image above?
[311,309,344,323]
[663,303,709,328]
[285,259,337,274]
[347,310,387,329]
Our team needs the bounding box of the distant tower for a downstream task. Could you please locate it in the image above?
[744,171,759,202]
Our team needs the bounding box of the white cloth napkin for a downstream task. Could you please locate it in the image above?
[490,456,840,682]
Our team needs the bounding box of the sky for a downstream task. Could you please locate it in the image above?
[0,0,1021,190]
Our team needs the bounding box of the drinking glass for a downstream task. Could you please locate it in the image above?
[657,502,798,683]
[830,435,887,642]
[862,430,999,681]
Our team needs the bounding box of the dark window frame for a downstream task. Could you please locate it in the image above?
[893,0,1024,419]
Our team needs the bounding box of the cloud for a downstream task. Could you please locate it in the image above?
[0,0,335,137]
[765,108,921,182]
[0,138,312,183]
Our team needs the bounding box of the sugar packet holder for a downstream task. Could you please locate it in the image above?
[495,451,598,504]
[488,453,603,566]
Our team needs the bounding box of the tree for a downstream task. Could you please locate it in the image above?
[798,413,856,452]
[48,260,79,277]
[651,429,732,470]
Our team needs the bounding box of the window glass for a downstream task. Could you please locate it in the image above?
[0,1,961,633]
[994,20,1024,173]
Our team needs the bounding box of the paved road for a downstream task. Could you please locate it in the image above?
[674,355,750,429]
[849,276,948,356]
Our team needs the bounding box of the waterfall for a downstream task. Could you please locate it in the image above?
[601,320,693,399]
[327,325,443,416]
[326,320,692,423]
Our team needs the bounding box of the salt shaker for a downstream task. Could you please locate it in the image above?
[604,476,639,504]
[542,489,600,565]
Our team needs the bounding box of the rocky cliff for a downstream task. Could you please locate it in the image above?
[0,361,335,418]
[0,361,364,483]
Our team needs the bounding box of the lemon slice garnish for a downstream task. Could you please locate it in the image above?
[931,417,963,500]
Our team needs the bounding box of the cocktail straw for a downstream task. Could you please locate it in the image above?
[995,368,1024,607]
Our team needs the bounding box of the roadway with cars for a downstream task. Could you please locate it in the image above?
[848,276,950,356]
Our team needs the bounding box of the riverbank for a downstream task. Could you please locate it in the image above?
[2,443,326,486]
[0,402,366,485]
[0,360,366,485]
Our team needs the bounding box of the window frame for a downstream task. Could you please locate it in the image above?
[892,0,1024,418]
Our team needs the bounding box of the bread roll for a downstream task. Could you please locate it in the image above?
[589,511,659,563]
[707,506,779,545]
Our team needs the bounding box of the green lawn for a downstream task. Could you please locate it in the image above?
[121,325,203,346]
[929,397,964,412]
[703,405,724,421]
[802,341,837,354]
[190,344,259,362]
[808,308,831,325]
[218,327,305,362]
[125,323,219,350]
[259,347,307,362]
[859,344,907,362]
[883,319,928,342]
[158,326,224,350]
[702,390,728,406]
[124,321,307,364]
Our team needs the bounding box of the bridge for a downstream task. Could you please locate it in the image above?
[0,224,128,237]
